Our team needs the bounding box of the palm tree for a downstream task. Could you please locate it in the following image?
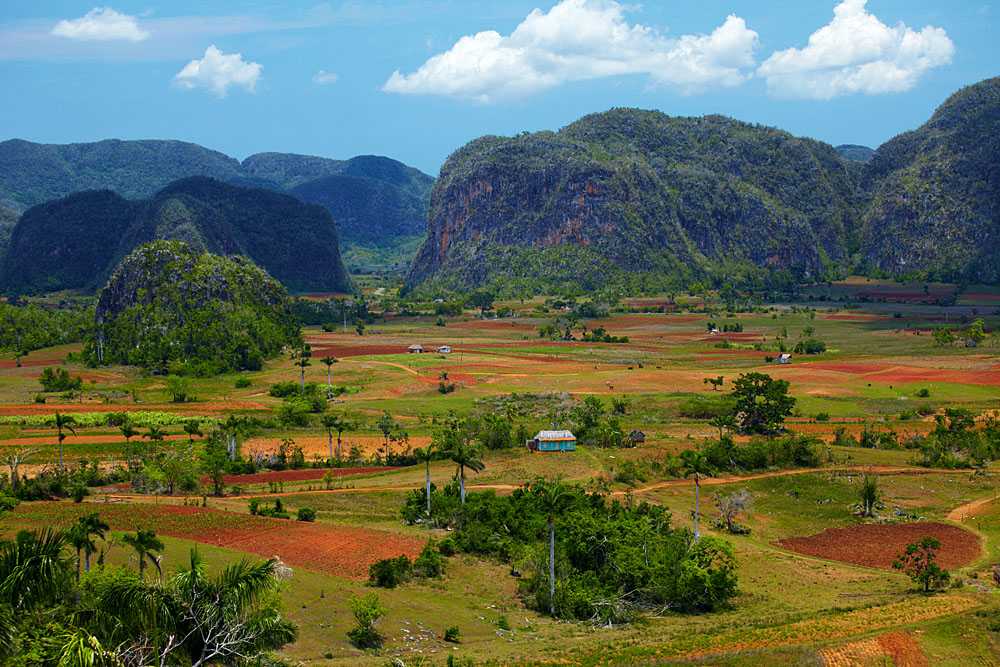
[293,343,312,393]
[221,415,251,460]
[121,529,164,581]
[321,414,350,462]
[534,479,574,616]
[0,528,72,611]
[321,356,336,388]
[119,420,138,444]
[680,450,715,540]
[94,549,297,666]
[441,429,484,504]
[183,419,203,444]
[413,444,437,516]
[3,447,35,495]
[67,513,109,578]
[144,425,166,443]
[53,412,77,472]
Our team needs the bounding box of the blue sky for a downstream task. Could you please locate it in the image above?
[0,1,996,176]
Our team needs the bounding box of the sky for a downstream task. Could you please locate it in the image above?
[0,1,997,176]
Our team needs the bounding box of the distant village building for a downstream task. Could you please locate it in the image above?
[777,353,792,364]
[527,430,577,452]
[437,345,452,354]
[627,430,646,447]
[408,344,424,354]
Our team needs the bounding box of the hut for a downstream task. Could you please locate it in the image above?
[627,430,646,447]
[437,345,452,354]
[528,430,577,452]
[408,344,425,354]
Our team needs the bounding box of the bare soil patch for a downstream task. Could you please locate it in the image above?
[778,521,980,570]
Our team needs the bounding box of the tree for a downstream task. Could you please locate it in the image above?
[469,289,495,317]
[533,479,574,616]
[93,549,296,665]
[857,473,881,518]
[965,319,986,347]
[714,489,752,534]
[120,529,164,581]
[119,419,138,444]
[731,372,795,434]
[321,414,350,462]
[293,344,312,393]
[347,592,385,649]
[166,375,191,403]
[438,417,484,504]
[704,376,724,391]
[709,414,736,440]
[183,419,203,444]
[3,447,36,495]
[201,432,230,496]
[893,537,950,592]
[413,445,437,516]
[321,356,337,388]
[680,450,715,540]
[54,412,77,472]
[376,411,401,463]
[144,425,166,443]
[220,415,251,460]
[66,513,109,579]
[932,327,955,347]
[0,528,72,611]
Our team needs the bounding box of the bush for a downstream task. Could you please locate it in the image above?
[347,593,385,649]
[444,626,461,643]
[916,388,931,398]
[234,377,252,388]
[793,339,827,355]
[296,507,316,522]
[413,540,445,578]
[39,367,83,392]
[269,381,301,398]
[814,412,830,422]
[678,395,734,419]
[368,555,412,588]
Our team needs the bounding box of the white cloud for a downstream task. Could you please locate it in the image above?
[51,7,149,42]
[174,45,261,97]
[313,69,339,85]
[382,0,758,102]
[757,0,954,99]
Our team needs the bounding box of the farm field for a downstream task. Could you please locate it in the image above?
[3,281,1000,665]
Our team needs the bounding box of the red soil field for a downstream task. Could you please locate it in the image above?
[218,466,397,485]
[307,343,409,357]
[778,522,980,570]
[0,433,202,447]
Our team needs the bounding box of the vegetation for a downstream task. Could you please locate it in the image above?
[893,537,951,592]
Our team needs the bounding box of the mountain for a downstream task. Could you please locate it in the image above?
[859,77,1000,283]
[95,240,300,372]
[2,177,350,294]
[407,109,861,293]
[0,140,435,256]
[0,205,17,267]
[836,145,875,163]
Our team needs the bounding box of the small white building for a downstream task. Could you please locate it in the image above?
[408,344,425,354]
[437,345,452,354]
[777,353,792,364]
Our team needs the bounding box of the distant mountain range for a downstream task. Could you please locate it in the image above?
[408,76,1000,293]
[1,177,350,294]
[0,139,434,265]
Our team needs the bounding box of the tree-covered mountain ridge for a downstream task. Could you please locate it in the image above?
[407,76,1000,293]
[1,177,351,295]
[0,139,434,251]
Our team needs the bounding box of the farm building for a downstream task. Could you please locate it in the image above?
[627,430,646,447]
[528,430,577,452]
[408,344,424,354]
[437,345,452,354]
[777,353,792,364]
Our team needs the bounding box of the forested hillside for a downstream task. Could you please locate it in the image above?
[1,178,350,294]
[408,109,862,294]
[860,76,1000,283]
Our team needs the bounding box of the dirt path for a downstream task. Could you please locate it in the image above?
[947,493,998,522]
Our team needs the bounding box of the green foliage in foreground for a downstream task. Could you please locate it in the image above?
[91,241,301,374]
[403,480,737,623]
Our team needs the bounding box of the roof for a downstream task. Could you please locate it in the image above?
[408,344,424,349]
[535,430,576,441]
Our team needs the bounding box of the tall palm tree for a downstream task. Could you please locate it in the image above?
[533,479,574,616]
[293,343,312,393]
[183,419,203,444]
[443,437,484,504]
[54,412,77,472]
[67,513,109,577]
[321,356,336,388]
[321,414,349,462]
[413,444,437,516]
[680,450,715,540]
[220,415,251,460]
[121,529,164,581]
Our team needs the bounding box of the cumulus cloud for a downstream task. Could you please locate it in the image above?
[51,7,149,42]
[313,69,339,85]
[382,0,758,102]
[757,0,954,99]
[174,45,261,97]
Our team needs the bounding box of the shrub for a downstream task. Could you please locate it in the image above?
[893,537,950,592]
[368,555,412,588]
[438,537,458,556]
[678,395,734,419]
[793,339,827,355]
[413,540,445,578]
[347,593,385,649]
[916,388,931,398]
[39,367,83,392]
[444,626,461,643]
[234,377,252,388]
[814,412,830,422]
[296,507,316,522]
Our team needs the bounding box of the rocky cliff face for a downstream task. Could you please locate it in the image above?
[408,110,860,292]
[859,77,1000,282]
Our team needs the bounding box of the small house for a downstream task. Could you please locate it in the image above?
[777,353,792,364]
[528,430,577,452]
[627,430,646,447]
[437,345,452,354]
[408,344,425,354]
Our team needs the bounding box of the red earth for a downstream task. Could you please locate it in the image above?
[778,521,980,570]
